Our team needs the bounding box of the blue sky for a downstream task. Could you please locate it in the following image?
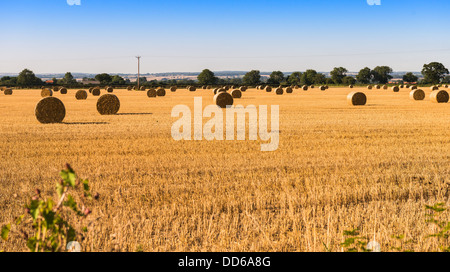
[1,0,450,74]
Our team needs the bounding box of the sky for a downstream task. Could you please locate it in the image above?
[1,0,450,74]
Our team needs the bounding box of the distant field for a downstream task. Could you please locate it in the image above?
[0,87,449,252]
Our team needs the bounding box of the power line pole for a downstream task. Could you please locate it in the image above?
[136,56,141,90]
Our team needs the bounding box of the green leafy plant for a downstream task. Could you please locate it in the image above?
[1,164,98,252]
[390,234,415,252]
[425,203,450,252]
[340,228,371,252]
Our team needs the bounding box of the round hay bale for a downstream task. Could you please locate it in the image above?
[127,86,133,91]
[75,90,88,100]
[170,86,177,92]
[97,94,120,115]
[4,88,13,95]
[400,84,404,88]
[405,84,410,88]
[59,87,67,94]
[444,85,449,88]
[147,89,157,97]
[410,85,418,90]
[430,90,449,103]
[106,87,114,93]
[35,97,66,124]
[240,86,247,92]
[140,86,146,91]
[347,92,367,106]
[188,86,196,92]
[275,88,283,95]
[231,89,242,98]
[349,85,354,88]
[41,88,53,97]
[88,87,94,93]
[375,85,381,89]
[319,86,326,91]
[218,88,227,94]
[410,89,425,101]
[53,86,59,92]
[285,87,293,93]
[383,85,388,90]
[214,92,234,108]
[0,87,5,91]
[367,85,373,90]
[392,86,400,92]
[310,85,315,89]
[302,85,308,91]
[223,86,230,91]
[156,88,166,97]
[325,85,329,89]
[265,86,272,92]
[430,86,439,91]
[92,88,101,96]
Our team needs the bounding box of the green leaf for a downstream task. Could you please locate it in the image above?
[1,224,11,241]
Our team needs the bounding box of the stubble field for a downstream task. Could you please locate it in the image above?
[0,86,449,252]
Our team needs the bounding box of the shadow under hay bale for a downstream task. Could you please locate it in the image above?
[430,90,449,103]
[214,92,234,108]
[347,91,367,106]
[75,90,88,100]
[35,97,66,124]
[97,94,120,115]
[410,89,425,101]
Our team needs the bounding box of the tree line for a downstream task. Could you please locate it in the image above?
[1,62,449,88]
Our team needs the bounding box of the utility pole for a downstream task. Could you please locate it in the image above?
[136,56,141,90]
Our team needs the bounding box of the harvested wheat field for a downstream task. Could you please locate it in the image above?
[0,87,449,252]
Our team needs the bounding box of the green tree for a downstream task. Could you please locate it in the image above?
[372,66,393,84]
[313,73,327,84]
[422,62,449,84]
[301,69,318,85]
[356,67,373,84]
[242,70,261,85]
[403,72,418,83]
[330,67,348,84]
[268,71,285,85]
[287,72,302,85]
[95,73,113,84]
[111,75,126,85]
[17,69,42,87]
[342,76,356,85]
[62,72,77,85]
[197,69,217,85]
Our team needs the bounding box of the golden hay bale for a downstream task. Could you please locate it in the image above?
[325,85,329,89]
[35,97,66,124]
[188,86,196,92]
[170,86,177,92]
[41,88,53,97]
[147,89,157,97]
[347,92,367,106]
[405,85,410,88]
[75,90,88,100]
[223,86,230,90]
[383,85,388,90]
[319,86,326,91]
[214,92,234,108]
[285,87,293,93]
[53,86,59,92]
[410,89,425,101]
[375,85,381,89]
[156,88,166,97]
[367,85,373,90]
[4,88,13,95]
[430,86,439,91]
[92,87,101,96]
[392,86,400,92]
[400,84,404,88]
[1,87,6,91]
[410,85,417,90]
[97,94,120,115]
[240,86,247,92]
[127,86,133,91]
[106,87,114,93]
[275,88,283,95]
[430,90,449,103]
[302,85,308,91]
[88,87,94,93]
[444,85,449,88]
[310,85,315,89]
[59,87,67,94]
[140,86,146,91]
[231,89,242,98]
[265,86,272,92]
[349,85,354,88]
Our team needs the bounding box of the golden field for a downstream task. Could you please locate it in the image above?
[0,86,449,252]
